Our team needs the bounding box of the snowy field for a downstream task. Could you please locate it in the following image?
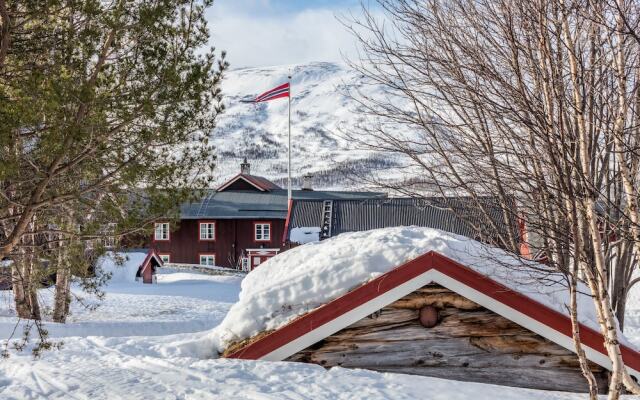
[0,252,638,399]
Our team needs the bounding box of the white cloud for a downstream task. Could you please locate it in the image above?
[207,2,364,68]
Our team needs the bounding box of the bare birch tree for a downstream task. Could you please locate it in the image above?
[343,0,640,396]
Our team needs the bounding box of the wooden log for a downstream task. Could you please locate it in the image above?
[286,284,608,393]
[419,305,439,327]
[292,336,594,370]
[370,366,608,393]
[391,286,481,310]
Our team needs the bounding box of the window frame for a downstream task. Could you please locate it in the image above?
[154,222,170,241]
[158,253,171,264]
[198,220,216,241]
[199,253,216,266]
[254,221,272,242]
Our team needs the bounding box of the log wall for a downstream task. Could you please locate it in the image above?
[287,284,608,392]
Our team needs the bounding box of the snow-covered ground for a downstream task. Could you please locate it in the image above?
[0,243,639,399]
[0,271,240,339]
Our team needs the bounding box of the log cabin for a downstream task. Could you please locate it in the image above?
[224,250,640,393]
[148,160,384,269]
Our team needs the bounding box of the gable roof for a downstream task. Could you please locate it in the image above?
[180,190,386,220]
[139,248,163,275]
[217,173,282,192]
[226,250,640,379]
[285,196,518,244]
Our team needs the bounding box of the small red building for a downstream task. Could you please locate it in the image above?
[149,160,384,269]
[136,249,164,284]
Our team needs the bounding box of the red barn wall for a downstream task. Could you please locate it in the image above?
[150,218,286,267]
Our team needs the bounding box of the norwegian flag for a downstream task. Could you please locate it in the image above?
[242,82,290,103]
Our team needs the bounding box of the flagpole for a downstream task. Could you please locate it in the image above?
[287,74,292,203]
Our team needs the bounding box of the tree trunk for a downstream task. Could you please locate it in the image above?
[12,256,40,320]
[11,261,29,318]
[52,256,71,323]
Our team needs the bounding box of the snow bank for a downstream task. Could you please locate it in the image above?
[289,226,321,244]
[3,336,607,400]
[165,227,626,358]
[97,251,148,284]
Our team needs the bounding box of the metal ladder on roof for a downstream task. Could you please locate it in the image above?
[320,200,333,239]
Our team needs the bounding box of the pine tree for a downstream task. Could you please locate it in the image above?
[0,0,227,325]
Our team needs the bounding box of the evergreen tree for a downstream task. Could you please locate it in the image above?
[0,0,227,325]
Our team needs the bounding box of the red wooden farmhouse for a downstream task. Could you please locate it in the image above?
[148,160,383,269]
[225,250,640,392]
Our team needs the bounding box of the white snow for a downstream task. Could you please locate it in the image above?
[97,251,147,284]
[170,226,632,357]
[0,343,619,400]
[289,226,321,244]
[0,248,639,399]
[0,269,242,339]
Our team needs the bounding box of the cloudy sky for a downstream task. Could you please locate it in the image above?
[207,0,369,68]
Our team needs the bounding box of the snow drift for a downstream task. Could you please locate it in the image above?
[164,226,629,358]
[97,251,147,284]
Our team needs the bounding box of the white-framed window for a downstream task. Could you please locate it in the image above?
[199,222,216,240]
[199,254,215,266]
[159,254,170,263]
[254,222,271,241]
[154,222,169,241]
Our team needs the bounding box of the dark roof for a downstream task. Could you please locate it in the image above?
[180,189,386,220]
[217,174,282,192]
[286,197,519,244]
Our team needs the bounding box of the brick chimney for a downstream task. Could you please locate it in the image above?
[240,157,250,175]
[302,174,313,191]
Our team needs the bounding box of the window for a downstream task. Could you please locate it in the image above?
[159,254,170,263]
[154,223,169,241]
[199,222,216,241]
[199,254,215,266]
[254,222,271,241]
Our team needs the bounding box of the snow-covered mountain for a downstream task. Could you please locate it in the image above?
[211,62,404,190]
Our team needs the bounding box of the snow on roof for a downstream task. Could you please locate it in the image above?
[167,226,630,358]
[289,227,321,244]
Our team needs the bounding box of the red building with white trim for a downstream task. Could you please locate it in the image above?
[149,160,384,269]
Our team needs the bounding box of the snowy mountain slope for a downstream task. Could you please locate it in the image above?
[211,62,408,189]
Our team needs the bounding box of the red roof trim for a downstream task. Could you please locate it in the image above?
[140,248,163,275]
[226,251,640,373]
[217,174,267,192]
[217,174,281,192]
[227,252,434,359]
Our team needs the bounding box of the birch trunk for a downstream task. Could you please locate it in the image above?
[52,249,70,323]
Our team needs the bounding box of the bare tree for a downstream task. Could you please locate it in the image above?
[343,0,640,396]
